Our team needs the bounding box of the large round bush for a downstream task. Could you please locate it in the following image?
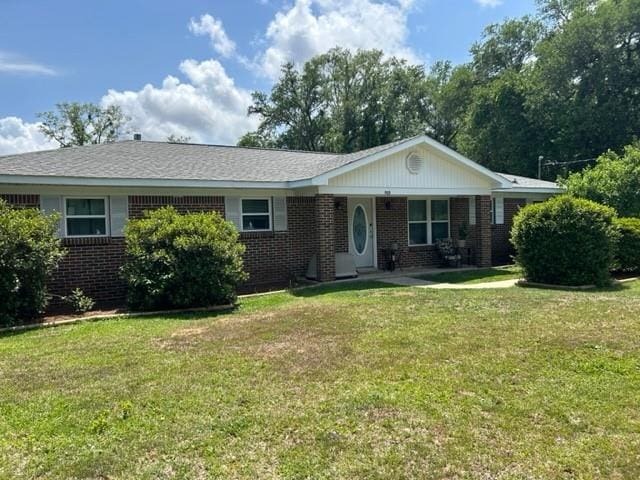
[613,217,640,272]
[121,207,248,310]
[0,200,65,325]
[511,196,617,286]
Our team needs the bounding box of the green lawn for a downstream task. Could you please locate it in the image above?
[419,265,522,284]
[2,280,640,479]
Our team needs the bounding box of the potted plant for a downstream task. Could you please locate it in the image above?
[458,222,469,248]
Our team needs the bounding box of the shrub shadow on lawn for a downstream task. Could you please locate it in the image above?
[0,304,239,338]
[291,280,400,298]
[517,280,633,293]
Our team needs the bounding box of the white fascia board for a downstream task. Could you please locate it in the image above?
[311,135,512,188]
[318,185,492,196]
[492,186,565,194]
[0,175,295,190]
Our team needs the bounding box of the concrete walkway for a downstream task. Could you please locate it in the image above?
[379,276,520,289]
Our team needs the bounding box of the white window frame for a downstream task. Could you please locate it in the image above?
[63,196,110,238]
[430,198,450,244]
[407,197,450,246]
[240,197,272,232]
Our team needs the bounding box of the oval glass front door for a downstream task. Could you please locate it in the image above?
[353,205,367,255]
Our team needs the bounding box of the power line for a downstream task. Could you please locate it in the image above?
[538,156,597,179]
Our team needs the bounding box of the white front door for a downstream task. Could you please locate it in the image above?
[348,197,375,268]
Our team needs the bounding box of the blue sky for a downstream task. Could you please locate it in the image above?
[0,0,537,154]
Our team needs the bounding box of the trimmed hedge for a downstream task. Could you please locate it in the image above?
[121,207,248,310]
[0,200,65,325]
[614,217,640,272]
[511,195,618,287]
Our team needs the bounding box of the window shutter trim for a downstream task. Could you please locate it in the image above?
[41,195,62,237]
[468,197,476,225]
[273,196,287,231]
[109,196,128,237]
[495,197,505,224]
[225,197,242,230]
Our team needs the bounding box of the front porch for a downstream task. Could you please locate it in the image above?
[311,194,493,282]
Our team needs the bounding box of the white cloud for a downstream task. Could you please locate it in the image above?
[189,14,236,58]
[474,0,503,7]
[102,59,258,145]
[0,117,57,155]
[253,0,420,78]
[2,0,424,153]
[0,51,57,76]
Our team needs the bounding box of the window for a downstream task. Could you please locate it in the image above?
[241,198,271,231]
[431,199,449,242]
[408,198,450,245]
[65,198,108,237]
[408,200,427,245]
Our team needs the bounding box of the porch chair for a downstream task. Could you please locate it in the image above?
[435,238,462,268]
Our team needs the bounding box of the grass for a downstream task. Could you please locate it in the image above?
[418,264,522,284]
[2,280,640,479]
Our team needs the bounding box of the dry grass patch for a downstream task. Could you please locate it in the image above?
[1,280,639,479]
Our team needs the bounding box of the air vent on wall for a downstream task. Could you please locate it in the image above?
[406,153,424,174]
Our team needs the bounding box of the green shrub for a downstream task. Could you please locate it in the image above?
[121,207,247,310]
[63,288,95,314]
[511,196,617,286]
[613,217,640,272]
[0,200,65,325]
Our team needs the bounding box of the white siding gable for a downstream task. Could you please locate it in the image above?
[327,144,494,194]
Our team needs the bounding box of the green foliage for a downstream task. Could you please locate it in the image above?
[511,195,618,286]
[38,102,128,147]
[529,0,640,170]
[613,217,640,272]
[563,143,640,217]
[243,48,430,152]
[0,200,65,325]
[63,288,95,314]
[121,207,247,310]
[240,0,640,180]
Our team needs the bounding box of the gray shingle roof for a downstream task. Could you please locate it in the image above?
[0,136,559,191]
[496,173,561,190]
[0,138,412,183]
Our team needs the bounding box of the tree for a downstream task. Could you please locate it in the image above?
[167,134,192,144]
[563,143,640,217]
[38,102,128,147]
[422,62,475,146]
[242,48,429,152]
[529,0,640,165]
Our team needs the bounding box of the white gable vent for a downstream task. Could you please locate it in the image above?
[405,153,424,175]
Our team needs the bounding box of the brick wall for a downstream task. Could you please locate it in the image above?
[375,197,441,270]
[0,194,39,208]
[48,237,126,308]
[315,194,335,281]
[475,195,492,267]
[492,198,526,265]
[129,195,225,219]
[334,196,348,253]
[240,196,317,290]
